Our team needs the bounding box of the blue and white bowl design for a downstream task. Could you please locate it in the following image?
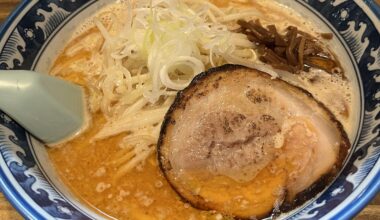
[0,0,379,219]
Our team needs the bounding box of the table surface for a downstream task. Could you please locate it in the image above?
[0,0,379,219]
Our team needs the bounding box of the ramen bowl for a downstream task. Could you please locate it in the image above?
[0,1,379,219]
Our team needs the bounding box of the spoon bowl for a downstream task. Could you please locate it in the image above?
[0,70,87,145]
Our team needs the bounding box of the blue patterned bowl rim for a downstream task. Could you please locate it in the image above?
[0,0,380,219]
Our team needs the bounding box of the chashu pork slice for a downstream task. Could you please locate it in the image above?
[158,65,349,219]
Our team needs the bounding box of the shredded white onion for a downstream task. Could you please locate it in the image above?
[89,0,263,139]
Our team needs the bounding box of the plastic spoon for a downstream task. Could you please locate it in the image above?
[0,70,88,146]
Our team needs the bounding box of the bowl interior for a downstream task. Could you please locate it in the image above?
[0,0,379,219]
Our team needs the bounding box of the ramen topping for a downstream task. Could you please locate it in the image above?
[158,65,349,219]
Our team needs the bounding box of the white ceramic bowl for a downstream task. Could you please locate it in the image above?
[0,1,379,219]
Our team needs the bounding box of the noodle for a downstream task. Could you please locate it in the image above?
[94,107,169,140]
